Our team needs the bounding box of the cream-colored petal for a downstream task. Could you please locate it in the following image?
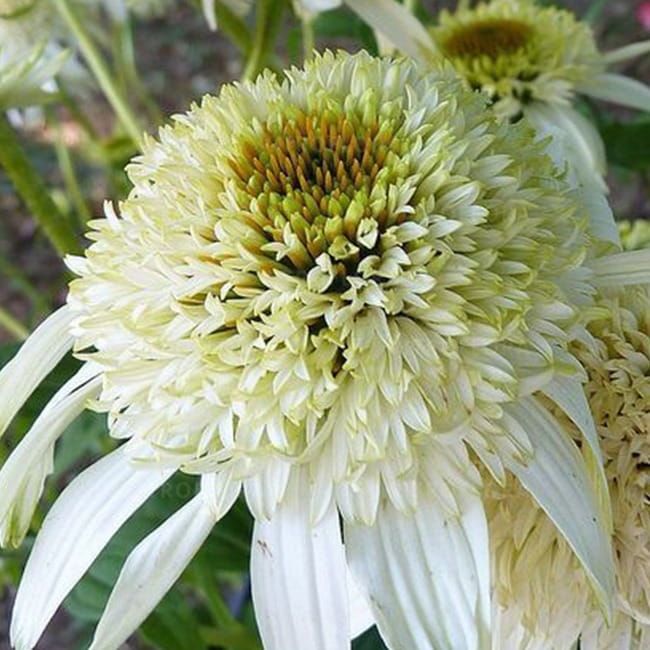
[344,0,436,61]
[346,487,490,650]
[251,470,349,650]
[89,492,220,650]
[0,306,74,440]
[504,397,615,617]
[10,447,174,650]
[603,40,650,64]
[579,73,650,112]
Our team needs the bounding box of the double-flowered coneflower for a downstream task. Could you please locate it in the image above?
[488,284,650,649]
[2,51,650,650]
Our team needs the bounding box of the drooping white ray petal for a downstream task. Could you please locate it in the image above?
[251,470,349,650]
[343,0,437,62]
[0,365,101,548]
[346,487,491,650]
[89,492,219,650]
[542,375,612,531]
[348,569,374,639]
[578,73,650,112]
[0,306,75,440]
[603,40,650,64]
[525,102,607,179]
[589,250,650,287]
[202,0,217,29]
[10,447,174,650]
[504,397,615,615]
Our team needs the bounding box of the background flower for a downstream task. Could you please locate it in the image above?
[488,283,650,649]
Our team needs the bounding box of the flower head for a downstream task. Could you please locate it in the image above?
[2,51,650,650]
[350,0,650,187]
[489,286,650,648]
[429,0,650,118]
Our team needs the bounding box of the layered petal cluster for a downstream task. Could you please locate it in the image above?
[489,286,650,649]
[1,51,650,650]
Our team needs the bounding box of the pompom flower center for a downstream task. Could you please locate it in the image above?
[228,108,410,284]
[442,19,533,59]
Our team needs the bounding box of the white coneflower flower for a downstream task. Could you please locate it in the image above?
[2,51,650,650]
[349,0,650,189]
[489,286,650,649]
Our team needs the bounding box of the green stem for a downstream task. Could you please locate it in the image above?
[0,116,80,256]
[112,17,163,126]
[0,307,28,341]
[405,0,418,12]
[0,257,50,313]
[214,4,253,56]
[242,0,283,81]
[50,112,93,229]
[301,15,315,61]
[54,0,144,147]
[57,80,99,140]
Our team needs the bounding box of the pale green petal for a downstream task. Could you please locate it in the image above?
[343,0,436,61]
[603,40,650,65]
[504,397,615,615]
[346,488,490,650]
[0,365,101,548]
[89,493,219,650]
[0,306,74,440]
[10,448,174,650]
[590,249,650,287]
[251,471,349,650]
[542,375,612,532]
[578,73,650,112]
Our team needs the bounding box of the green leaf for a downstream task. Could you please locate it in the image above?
[140,589,207,650]
[353,627,388,650]
[599,119,650,171]
[312,8,378,54]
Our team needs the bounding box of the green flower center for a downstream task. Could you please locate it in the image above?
[443,18,534,59]
[228,108,412,283]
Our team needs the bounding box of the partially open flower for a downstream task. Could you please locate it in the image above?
[2,51,650,650]
[351,0,650,189]
[489,286,650,649]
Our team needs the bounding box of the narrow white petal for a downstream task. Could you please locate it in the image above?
[578,73,650,112]
[202,0,217,30]
[0,306,75,440]
[348,570,374,639]
[590,249,650,287]
[0,366,101,548]
[346,488,491,650]
[251,470,349,650]
[504,397,615,615]
[542,375,612,530]
[11,447,174,650]
[343,0,436,61]
[89,493,219,650]
[603,40,650,64]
